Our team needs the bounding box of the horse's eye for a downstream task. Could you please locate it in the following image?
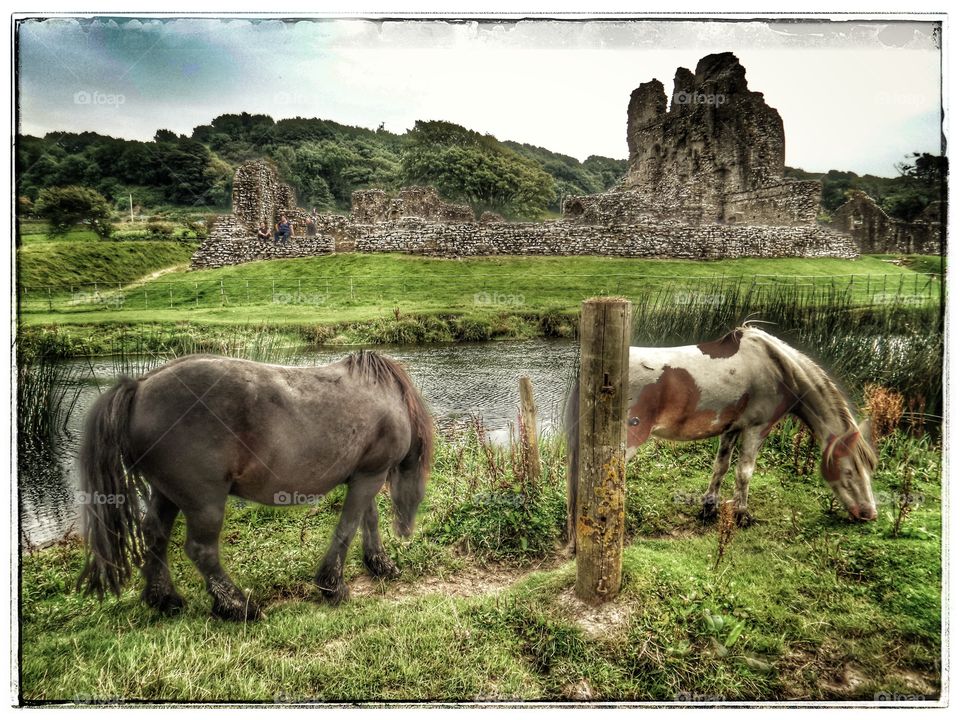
[628,417,640,427]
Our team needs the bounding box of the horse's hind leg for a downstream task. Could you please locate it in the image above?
[699,429,739,521]
[140,487,185,615]
[182,502,262,621]
[316,472,385,605]
[362,482,400,580]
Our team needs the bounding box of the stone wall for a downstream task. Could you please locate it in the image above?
[829,190,942,255]
[351,186,475,223]
[192,205,858,268]
[192,215,334,269]
[350,218,858,260]
[721,182,822,226]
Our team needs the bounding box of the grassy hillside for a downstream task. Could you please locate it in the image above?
[17,240,198,288]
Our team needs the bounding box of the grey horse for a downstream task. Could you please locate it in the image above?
[76,350,433,620]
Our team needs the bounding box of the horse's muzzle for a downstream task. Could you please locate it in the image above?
[848,504,878,522]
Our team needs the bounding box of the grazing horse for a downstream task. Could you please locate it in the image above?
[76,350,433,620]
[566,325,877,538]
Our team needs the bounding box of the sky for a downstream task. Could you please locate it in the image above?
[16,17,943,177]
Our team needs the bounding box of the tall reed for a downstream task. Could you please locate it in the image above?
[625,280,942,420]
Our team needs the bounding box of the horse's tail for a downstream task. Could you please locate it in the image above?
[565,375,580,553]
[76,377,148,599]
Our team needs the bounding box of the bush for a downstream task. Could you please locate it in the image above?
[145,220,176,238]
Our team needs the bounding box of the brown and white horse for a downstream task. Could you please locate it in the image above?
[566,325,877,534]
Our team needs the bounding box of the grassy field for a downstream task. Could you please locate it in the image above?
[20,422,941,703]
[18,253,940,333]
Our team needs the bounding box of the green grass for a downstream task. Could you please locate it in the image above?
[18,253,939,329]
[20,424,941,703]
[17,225,104,245]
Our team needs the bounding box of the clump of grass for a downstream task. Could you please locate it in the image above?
[789,423,817,478]
[17,331,84,548]
[17,332,82,453]
[425,418,566,560]
[102,324,309,378]
[864,384,905,440]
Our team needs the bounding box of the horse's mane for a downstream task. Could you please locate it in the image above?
[343,350,434,480]
[738,324,877,472]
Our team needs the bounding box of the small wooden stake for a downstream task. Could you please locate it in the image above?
[518,376,541,481]
[575,297,631,604]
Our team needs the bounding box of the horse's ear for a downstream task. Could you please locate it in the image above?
[859,418,874,446]
[832,429,861,460]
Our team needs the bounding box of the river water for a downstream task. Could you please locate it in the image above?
[19,338,578,547]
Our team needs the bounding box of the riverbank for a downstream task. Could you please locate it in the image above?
[20,424,941,702]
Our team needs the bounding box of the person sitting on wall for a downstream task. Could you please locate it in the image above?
[306,208,317,237]
[275,215,292,244]
[257,222,271,242]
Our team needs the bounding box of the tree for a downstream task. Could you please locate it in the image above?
[34,186,114,239]
[884,153,947,222]
[401,120,555,218]
[154,129,179,143]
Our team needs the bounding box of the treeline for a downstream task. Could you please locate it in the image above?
[17,112,943,224]
[785,152,947,223]
[17,114,628,220]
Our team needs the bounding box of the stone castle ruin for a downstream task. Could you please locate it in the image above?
[562,52,821,227]
[192,52,859,270]
[829,190,942,255]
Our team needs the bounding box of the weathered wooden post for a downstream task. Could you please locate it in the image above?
[574,297,631,604]
[518,376,541,480]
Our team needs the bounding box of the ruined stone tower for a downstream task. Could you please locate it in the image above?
[566,52,822,227]
[231,160,299,231]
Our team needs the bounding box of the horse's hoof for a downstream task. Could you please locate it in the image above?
[697,503,719,523]
[734,510,754,528]
[364,553,401,580]
[212,595,263,621]
[316,571,350,605]
[142,587,185,616]
[317,582,350,606]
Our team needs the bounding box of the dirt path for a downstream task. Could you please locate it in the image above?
[350,557,565,602]
[126,263,189,287]
[348,556,636,640]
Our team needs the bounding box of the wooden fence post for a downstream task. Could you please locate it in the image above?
[518,376,541,481]
[575,297,632,605]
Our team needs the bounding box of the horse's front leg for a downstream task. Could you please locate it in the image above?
[699,429,739,521]
[316,473,386,604]
[733,427,765,527]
